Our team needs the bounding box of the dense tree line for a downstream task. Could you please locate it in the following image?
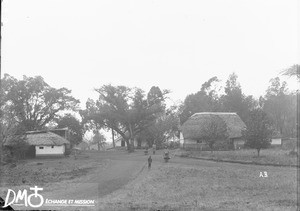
[0,64,298,158]
[179,72,297,139]
[80,85,178,151]
[0,74,81,160]
[1,74,79,131]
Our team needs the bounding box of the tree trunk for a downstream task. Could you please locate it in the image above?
[128,123,134,152]
[111,128,115,148]
[130,138,134,152]
[125,139,130,150]
[137,137,142,149]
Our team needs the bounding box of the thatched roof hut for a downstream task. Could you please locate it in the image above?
[24,131,70,146]
[181,112,246,140]
[3,130,70,158]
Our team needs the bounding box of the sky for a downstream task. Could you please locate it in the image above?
[2,0,299,110]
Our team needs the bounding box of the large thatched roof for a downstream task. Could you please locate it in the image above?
[25,131,70,146]
[181,112,246,139]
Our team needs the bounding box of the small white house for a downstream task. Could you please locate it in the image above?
[114,133,147,148]
[115,137,147,148]
[115,136,126,147]
[270,131,282,146]
[271,138,282,146]
[25,131,70,157]
[35,145,65,156]
[232,139,245,150]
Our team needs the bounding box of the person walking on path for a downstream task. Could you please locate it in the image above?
[148,156,152,169]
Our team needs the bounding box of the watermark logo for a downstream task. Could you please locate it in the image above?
[1,186,96,209]
[3,186,44,208]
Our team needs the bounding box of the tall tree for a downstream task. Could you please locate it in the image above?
[139,106,179,148]
[147,86,164,106]
[1,76,28,160]
[179,77,221,124]
[281,64,300,81]
[262,77,296,137]
[92,130,107,151]
[82,85,167,151]
[1,74,80,131]
[281,64,299,138]
[221,73,256,122]
[0,115,28,160]
[56,114,83,146]
[242,109,273,156]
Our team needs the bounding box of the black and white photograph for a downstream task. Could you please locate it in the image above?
[0,0,299,210]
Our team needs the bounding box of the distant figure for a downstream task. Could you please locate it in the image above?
[148,156,152,169]
[152,144,156,154]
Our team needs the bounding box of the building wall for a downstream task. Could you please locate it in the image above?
[183,138,235,151]
[35,145,65,156]
[233,139,245,150]
[184,139,197,144]
[115,140,123,147]
[115,138,147,148]
[183,139,205,150]
[271,138,282,145]
[179,132,184,148]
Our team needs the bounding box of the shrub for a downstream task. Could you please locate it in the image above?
[8,139,30,160]
[288,150,297,157]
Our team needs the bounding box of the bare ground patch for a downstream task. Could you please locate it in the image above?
[0,153,108,187]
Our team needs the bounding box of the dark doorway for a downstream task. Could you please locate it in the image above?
[121,140,125,147]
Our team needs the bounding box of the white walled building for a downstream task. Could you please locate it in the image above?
[271,138,282,146]
[25,131,70,157]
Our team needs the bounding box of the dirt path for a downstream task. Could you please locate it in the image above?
[10,151,147,210]
[55,153,142,198]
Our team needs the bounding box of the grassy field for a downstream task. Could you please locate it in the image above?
[180,148,297,166]
[0,150,297,210]
[99,155,298,210]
